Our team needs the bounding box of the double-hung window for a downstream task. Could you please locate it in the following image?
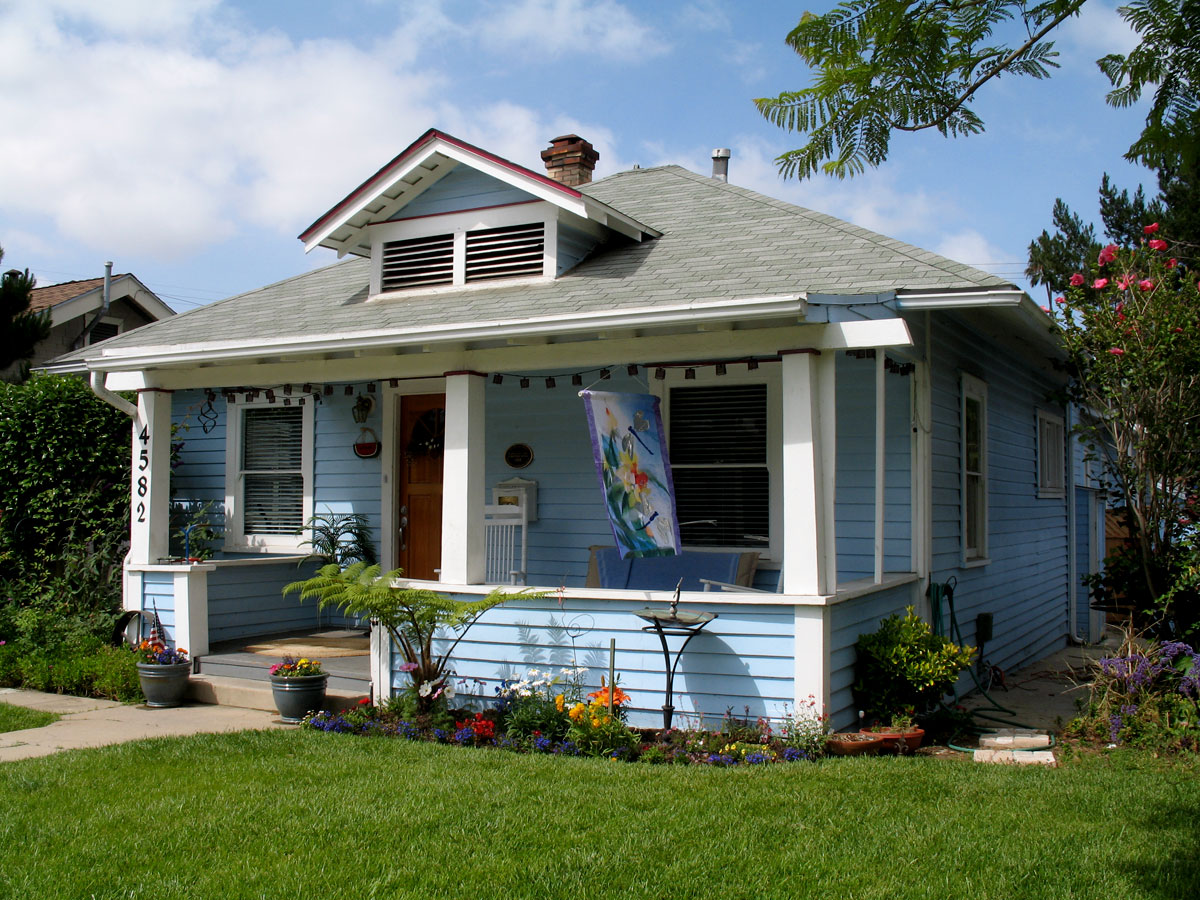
[225,402,313,551]
[665,377,775,556]
[961,374,988,564]
[1036,410,1066,498]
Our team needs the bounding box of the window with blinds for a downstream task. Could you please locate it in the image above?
[1037,410,1065,498]
[668,384,769,548]
[241,407,304,535]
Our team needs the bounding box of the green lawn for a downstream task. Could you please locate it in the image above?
[0,731,1196,899]
[0,701,57,734]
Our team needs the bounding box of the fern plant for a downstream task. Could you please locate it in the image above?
[284,562,537,714]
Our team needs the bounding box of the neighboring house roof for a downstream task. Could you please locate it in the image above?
[49,157,1045,373]
[30,273,176,328]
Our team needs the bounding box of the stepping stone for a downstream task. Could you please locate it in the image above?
[978,728,1052,750]
[974,749,1057,767]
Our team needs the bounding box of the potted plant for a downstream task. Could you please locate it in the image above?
[824,732,886,756]
[135,640,191,708]
[860,710,926,753]
[853,606,975,746]
[269,656,328,723]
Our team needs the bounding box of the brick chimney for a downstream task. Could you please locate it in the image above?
[541,134,598,186]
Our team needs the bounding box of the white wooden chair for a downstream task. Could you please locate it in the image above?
[484,503,527,585]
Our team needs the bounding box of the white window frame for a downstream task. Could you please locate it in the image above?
[961,373,989,566]
[1036,409,1066,499]
[657,365,782,563]
[368,202,557,298]
[223,399,314,553]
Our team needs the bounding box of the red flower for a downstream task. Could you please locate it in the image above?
[1144,222,1160,234]
[1138,279,1155,291]
[1069,273,1085,287]
[1040,305,1049,312]
[1108,348,1125,356]
[1054,296,1066,305]
[1098,244,1118,266]
[1168,258,1178,269]
[358,697,371,706]
[1175,327,1184,333]
[1117,278,1130,290]
[1093,278,1109,290]
[1148,238,1168,251]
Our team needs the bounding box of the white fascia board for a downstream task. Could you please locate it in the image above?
[305,138,658,255]
[815,318,912,349]
[303,151,453,254]
[47,287,103,326]
[87,293,808,371]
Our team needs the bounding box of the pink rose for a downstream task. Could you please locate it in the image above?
[1093,278,1109,290]
[1108,348,1125,356]
[1054,296,1065,305]
[1069,273,1085,287]
[1168,258,1178,269]
[1144,222,1159,234]
[1138,279,1154,291]
[1148,239,1168,251]
[1117,278,1130,290]
[1098,244,1118,266]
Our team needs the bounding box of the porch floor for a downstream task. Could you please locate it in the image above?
[196,628,371,694]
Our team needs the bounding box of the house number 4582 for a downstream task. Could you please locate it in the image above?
[135,424,149,523]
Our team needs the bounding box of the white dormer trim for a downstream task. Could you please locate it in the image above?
[369,202,559,298]
[300,129,659,259]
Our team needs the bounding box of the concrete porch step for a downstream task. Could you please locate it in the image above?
[188,674,368,714]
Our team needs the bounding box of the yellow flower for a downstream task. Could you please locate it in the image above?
[591,718,600,728]
[569,703,586,722]
[555,693,564,713]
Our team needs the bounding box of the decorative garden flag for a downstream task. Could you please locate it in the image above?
[581,390,680,558]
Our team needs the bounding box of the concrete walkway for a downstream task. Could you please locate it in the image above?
[0,688,290,762]
[959,633,1119,733]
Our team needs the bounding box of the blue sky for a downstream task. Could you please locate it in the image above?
[0,0,1152,312]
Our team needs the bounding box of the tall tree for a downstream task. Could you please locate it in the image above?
[0,245,50,382]
[1027,157,1200,297]
[756,0,1199,179]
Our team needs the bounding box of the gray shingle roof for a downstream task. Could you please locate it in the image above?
[57,165,1011,366]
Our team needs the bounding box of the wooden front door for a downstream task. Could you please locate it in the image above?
[396,394,445,580]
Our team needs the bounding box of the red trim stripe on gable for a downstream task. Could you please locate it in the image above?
[298,129,583,245]
[365,198,544,227]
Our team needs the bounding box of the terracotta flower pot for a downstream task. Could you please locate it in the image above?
[860,726,925,753]
[824,732,885,756]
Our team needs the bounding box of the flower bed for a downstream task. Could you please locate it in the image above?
[302,668,834,766]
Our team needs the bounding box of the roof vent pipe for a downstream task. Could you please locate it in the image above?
[711,148,730,182]
[74,260,113,349]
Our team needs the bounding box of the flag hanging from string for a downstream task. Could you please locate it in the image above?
[581,390,680,559]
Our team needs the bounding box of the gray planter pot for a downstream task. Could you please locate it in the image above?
[137,661,192,708]
[270,674,328,723]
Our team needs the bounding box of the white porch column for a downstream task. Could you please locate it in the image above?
[129,389,172,566]
[781,350,837,596]
[441,371,486,583]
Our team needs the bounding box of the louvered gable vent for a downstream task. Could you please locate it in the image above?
[242,407,304,535]
[669,384,769,549]
[465,223,545,283]
[381,233,454,291]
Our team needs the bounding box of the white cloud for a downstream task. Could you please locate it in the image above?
[933,229,1008,269]
[0,1,571,260]
[479,0,669,60]
[1060,0,1140,60]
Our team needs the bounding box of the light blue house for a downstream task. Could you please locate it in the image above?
[51,130,1105,727]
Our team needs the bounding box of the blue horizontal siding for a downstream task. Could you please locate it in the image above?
[924,312,1068,676]
[140,572,177,644]
[390,167,536,220]
[205,560,358,642]
[827,583,916,728]
[388,593,796,729]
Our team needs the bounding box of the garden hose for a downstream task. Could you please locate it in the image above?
[927,578,1055,752]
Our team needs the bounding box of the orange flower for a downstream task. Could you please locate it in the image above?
[587,685,631,707]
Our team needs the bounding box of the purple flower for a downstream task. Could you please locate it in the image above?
[398,662,418,673]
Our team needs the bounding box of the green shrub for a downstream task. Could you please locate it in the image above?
[0,638,142,701]
[853,606,975,722]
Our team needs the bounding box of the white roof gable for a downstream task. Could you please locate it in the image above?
[299,128,659,258]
